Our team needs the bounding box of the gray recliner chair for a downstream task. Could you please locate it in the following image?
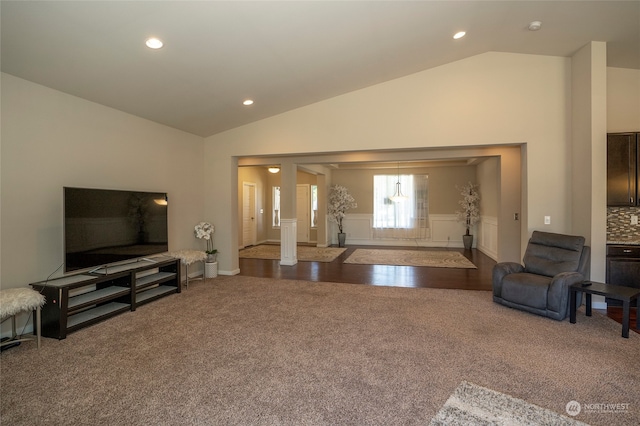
[492,231,590,320]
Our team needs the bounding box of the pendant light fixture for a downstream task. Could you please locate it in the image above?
[390,162,408,202]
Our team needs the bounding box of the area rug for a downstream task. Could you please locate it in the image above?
[430,381,588,426]
[239,244,346,262]
[343,248,477,268]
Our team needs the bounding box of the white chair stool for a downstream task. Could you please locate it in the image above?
[0,288,46,349]
[170,250,207,289]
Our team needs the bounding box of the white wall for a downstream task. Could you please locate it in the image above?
[1,73,206,291]
[206,52,572,271]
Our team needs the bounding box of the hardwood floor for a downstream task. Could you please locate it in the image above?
[239,245,495,290]
[238,244,638,334]
[594,307,639,335]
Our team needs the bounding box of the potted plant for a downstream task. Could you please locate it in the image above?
[327,185,357,247]
[194,222,217,262]
[456,182,480,249]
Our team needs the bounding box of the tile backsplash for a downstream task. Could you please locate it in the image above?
[607,206,640,242]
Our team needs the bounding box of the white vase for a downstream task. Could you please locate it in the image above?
[205,262,218,278]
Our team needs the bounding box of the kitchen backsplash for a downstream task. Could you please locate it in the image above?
[607,206,640,242]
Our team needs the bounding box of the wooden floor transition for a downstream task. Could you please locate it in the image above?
[237,244,638,334]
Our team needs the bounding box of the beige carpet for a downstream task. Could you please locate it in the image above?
[344,248,477,268]
[1,276,638,425]
[239,245,346,262]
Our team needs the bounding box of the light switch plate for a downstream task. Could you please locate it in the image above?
[544,216,551,225]
[632,215,638,225]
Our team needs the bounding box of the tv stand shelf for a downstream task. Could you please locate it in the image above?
[68,286,130,310]
[30,257,181,339]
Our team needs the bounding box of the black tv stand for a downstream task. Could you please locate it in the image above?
[30,257,181,339]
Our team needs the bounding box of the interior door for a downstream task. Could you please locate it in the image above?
[296,185,309,243]
[242,183,256,247]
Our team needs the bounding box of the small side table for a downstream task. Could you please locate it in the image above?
[570,281,640,338]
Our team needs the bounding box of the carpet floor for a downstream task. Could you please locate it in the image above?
[1,276,638,425]
[239,245,346,262]
[344,248,477,268]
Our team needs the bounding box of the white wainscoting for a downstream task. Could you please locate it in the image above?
[429,214,469,247]
[478,216,498,261]
[337,214,373,242]
[280,218,297,266]
[329,213,488,248]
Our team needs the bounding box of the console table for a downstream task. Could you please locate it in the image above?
[30,257,180,339]
[570,281,640,338]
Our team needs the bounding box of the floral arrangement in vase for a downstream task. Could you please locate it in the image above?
[194,222,217,261]
[327,185,357,246]
[456,182,480,248]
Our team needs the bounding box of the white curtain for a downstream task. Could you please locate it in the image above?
[372,174,429,240]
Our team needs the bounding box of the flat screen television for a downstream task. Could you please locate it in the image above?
[64,187,168,272]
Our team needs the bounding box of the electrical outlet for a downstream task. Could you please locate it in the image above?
[632,215,638,225]
[544,216,551,225]
[514,213,519,220]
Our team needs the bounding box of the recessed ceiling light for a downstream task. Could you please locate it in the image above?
[243,99,254,106]
[528,21,542,31]
[145,38,163,49]
[453,31,466,40]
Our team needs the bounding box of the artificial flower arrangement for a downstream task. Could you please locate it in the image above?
[327,185,357,234]
[456,182,480,236]
[194,222,218,258]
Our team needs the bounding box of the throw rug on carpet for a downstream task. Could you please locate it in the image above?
[343,249,477,269]
[239,245,346,262]
[430,381,589,426]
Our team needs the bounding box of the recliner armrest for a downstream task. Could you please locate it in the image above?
[547,271,585,316]
[492,262,524,297]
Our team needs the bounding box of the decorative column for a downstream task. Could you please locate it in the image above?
[279,161,297,266]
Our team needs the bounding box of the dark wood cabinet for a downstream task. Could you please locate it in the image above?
[606,245,640,307]
[31,257,181,339]
[607,132,639,206]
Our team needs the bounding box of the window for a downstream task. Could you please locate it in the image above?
[310,185,318,228]
[373,174,429,239]
[273,185,317,228]
[272,186,280,227]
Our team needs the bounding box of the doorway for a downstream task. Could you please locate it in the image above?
[242,182,257,247]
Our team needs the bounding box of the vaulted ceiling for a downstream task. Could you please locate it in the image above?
[2,1,638,137]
